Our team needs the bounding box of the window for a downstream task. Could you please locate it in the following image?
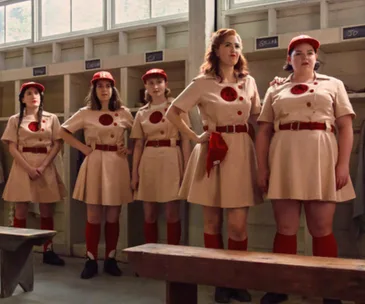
[72,0,103,32]
[114,0,188,25]
[41,0,103,38]
[152,0,188,18]
[0,0,32,44]
[114,0,150,24]
[0,7,4,44]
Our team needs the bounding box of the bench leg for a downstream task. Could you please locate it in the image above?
[166,281,197,304]
[1,242,34,298]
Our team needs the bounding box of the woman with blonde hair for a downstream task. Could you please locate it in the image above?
[130,68,191,246]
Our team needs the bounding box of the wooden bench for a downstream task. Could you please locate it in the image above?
[0,226,56,298]
[124,244,365,304]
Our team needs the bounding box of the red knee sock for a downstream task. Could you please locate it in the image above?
[273,233,297,254]
[204,233,223,249]
[85,222,101,260]
[167,221,181,245]
[41,217,54,252]
[105,221,119,259]
[312,233,338,257]
[13,217,26,228]
[144,221,158,244]
[228,238,248,251]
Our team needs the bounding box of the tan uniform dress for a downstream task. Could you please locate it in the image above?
[171,74,263,208]
[1,111,66,203]
[258,72,356,202]
[61,106,133,206]
[130,99,189,203]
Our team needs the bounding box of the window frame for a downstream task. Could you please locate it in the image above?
[0,0,33,47]
[229,0,300,9]
[38,0,105,41]
[111,0,188,29]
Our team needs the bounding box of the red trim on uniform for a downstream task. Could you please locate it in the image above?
[204,233,223,249]
[228,238,248,251]
[145,140,181,147]
[105,221,119,259]
[144,221,158,244]
[273,233,297,254]
[167,221,181,245]
[13,217,26,228]
[86,222,101,260]
[41,217,54,252]
[312,233,338,257]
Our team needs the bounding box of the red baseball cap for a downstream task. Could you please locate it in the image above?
[206,132,228,177]
[142,68,167,83]
[20,82,45,94]
[91,71,115,86]
[288,35,320,54]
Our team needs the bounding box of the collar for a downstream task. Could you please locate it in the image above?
[282,72,331,84]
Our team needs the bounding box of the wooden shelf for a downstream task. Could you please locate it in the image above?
[0,117,9,122]
[348,93,365,100]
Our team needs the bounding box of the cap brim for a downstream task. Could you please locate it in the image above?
[91,78,115,85]
[142,73,167,82]
[289,38,320,53]
[22,83,45,93]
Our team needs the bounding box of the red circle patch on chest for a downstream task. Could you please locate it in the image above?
[28,121,39,132]
[99,114,114,126]
[149,111,163,124]
[220,87,238,102]
[290,84,309,95]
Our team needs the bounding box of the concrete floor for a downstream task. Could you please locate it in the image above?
[1,254,354,304]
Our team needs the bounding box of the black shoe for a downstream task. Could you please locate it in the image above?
[260,292,288,304]
[80,259,98,279]
[215,287,231,303]
[230,288,252,302]
[323,299,342,304]
[43,251,65,266]
[104,258,122,276]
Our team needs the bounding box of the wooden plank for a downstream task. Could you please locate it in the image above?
[0,242,33,298]
[124,244,365,302]
[166,282,197,304]
[0,226,56,238]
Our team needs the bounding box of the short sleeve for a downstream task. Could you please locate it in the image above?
[257,87,274,123]
[334,79,356,119]
[1,116,18,144]
[130,111,144,139]
[61,109,85,133]
[123,108,134,129]
[52,115,62,141]
[250,78,262,115]
[170,79,202,113]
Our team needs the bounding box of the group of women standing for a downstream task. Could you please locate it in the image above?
[1,28,355,304]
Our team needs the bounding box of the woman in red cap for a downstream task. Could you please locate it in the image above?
[166,28,263,303]
[59,71,133,279]
[130,68,191,246]
[1,81,66,266]
[256,35,355,304]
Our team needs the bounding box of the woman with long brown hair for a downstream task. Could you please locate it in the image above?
[59,71,133,279]
[1,81,66,266]
[166,28,263,303]
[130,68,191,246]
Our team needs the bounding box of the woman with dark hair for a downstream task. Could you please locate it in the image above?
[130,68,191,246]
[59,71,133,279]
[256,35,355,304]
[166,28,263,303]
[1,81,66,266]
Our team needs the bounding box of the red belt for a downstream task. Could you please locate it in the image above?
[146,140,181,147]
[95,144,118,151]
[279,122,335,133]
[215,124,248,133]
[22,147,47,154]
